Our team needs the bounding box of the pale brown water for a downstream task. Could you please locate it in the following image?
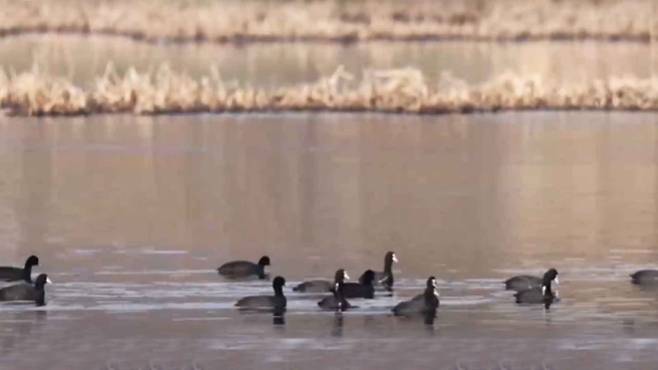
[0,35,655,86]
[0,112,658,369]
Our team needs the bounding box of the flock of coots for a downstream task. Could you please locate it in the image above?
[1,252,657,315]
[0,255,51,306]
[219,253,658,316]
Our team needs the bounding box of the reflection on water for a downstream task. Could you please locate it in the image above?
[332,312,344,338]
[0,35,655,87]
[0,112,657,368]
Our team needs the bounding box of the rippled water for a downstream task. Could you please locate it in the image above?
[0,112,657,368]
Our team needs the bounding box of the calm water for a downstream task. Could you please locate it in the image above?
[0,112,657,369]
[0,35,656,86]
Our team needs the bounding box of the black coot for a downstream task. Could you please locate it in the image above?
[514,269,559,308]
[318,270,353,311]
[292,270,342,293]
[504,268,558,292]
[296,269,347,294]
[343,270,375,299]
[392,276,439,316]
[360,251,397,291]
[0,255,39,283]
[630,270,658,285]
[218,256,270,279]
[0,273,51,306]
[235,276,286,311]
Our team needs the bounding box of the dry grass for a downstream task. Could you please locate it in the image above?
[0,0,657,43]
[2,64,658,116]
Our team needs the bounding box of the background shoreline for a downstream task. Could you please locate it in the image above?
[1,0,657,45]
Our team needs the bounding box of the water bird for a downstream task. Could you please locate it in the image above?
[392,276,439,316]
[0,274,51,306]
[292,272,335,293]
[514,269,559,308]
[318,269,353,311]
[630,270,658,285]
[343,269,375,298]
[360,251,397,291]
[292,279,332,293]
[0,255,39,283]
[235,276,286,311]
[218,256,270,279]
[504,268,559,292]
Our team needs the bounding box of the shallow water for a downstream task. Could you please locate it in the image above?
[0,112,657,368]
[0,35,655,86]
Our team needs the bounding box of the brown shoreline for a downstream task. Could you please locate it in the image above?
[1,0,656,45]
[0,27,655,45]
[3,65,658,116]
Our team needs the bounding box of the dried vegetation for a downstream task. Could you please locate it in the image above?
[3,64,658,116]
[0,0,657,43]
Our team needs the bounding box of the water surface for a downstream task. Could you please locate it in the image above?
[0,112,658,368]
[1,35,655,86]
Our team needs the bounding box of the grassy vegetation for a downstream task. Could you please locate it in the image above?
[2,64,658,116]
[0,0,656,43]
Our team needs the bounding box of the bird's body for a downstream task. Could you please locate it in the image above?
[514,269,559,308]
[318,288,353,311]
[0,274,51,306]
[631,270,658,285]
[218,256,270,279]
[235,276,286,311]
[392,276,439,316]
[292,279,333,293]
[342,270,375,299]
[504,275,542,292]
[318,269,353,311]
[360,251,397,291]
[0,255,39,283]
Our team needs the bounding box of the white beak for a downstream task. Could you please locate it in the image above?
[392,254,399,263]
[46,277,53,284]
[554,276,560,286]
[541,286,546,295]
[344,272,350,280]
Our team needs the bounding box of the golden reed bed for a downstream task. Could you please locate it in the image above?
[1,0,657,43]
[2,65,658,116]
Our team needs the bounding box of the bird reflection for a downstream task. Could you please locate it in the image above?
[272,309,285,326]
[423,309,436,326]
[332,312,344,337]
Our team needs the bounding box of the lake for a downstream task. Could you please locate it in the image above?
[0,111,657,369]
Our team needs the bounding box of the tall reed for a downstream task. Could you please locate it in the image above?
[2,65,658,116]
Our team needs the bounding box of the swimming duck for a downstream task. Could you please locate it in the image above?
[360,251,397,291]
[0,274,51,306]
[292,279,332,293]
[630,270,658,285]
[392,276,439,316]
[235,276,286,311]
[343,269,375,299]
[218,256,270,279]
[504,268,558,292]
[318,270,353,311]
[514,269,559,308]
[293,268,346,293]
[0,255,39,283]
